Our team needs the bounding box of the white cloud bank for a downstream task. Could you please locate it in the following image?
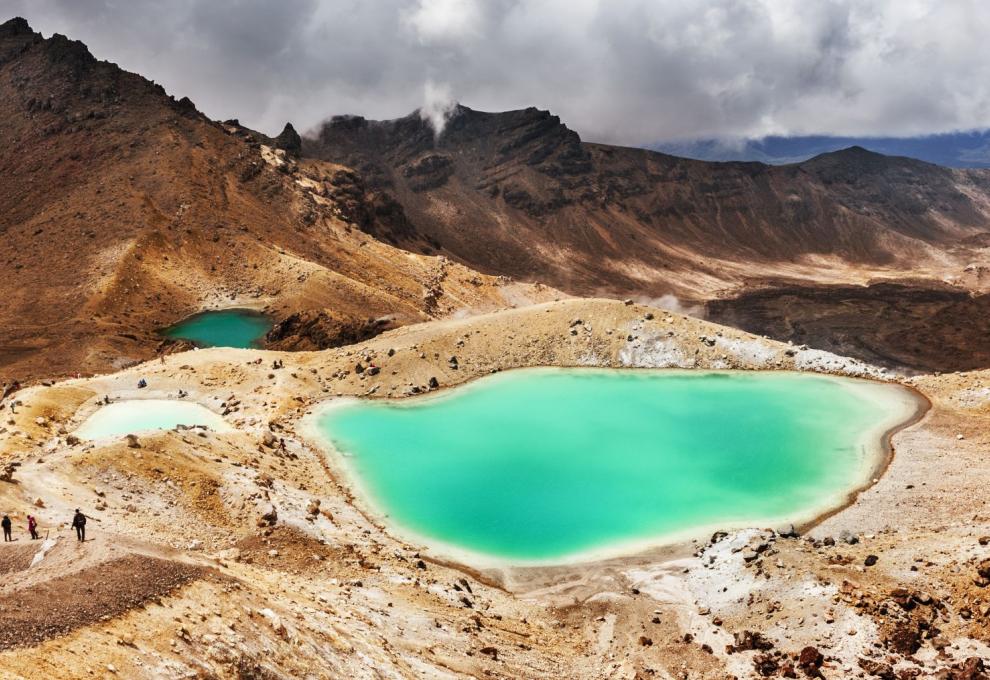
[9,0,990,144]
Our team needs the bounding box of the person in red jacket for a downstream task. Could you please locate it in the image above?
[27,515,38,540]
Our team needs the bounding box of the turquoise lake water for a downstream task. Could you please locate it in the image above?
[162,309,272,349]
[316,369,915,563]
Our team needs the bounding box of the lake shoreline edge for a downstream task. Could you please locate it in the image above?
[298,367,931,583]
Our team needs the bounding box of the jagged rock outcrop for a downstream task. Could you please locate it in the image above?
[273,122,302,156]
[265,310,398,351]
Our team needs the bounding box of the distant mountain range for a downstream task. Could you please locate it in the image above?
[651,132,990,168]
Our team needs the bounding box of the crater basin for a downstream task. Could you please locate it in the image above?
[312,368,920,564]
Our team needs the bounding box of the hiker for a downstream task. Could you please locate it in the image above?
[27,515,38,540]
[1,515,11,542]
[137,378,147,389]
[71,508,87,542]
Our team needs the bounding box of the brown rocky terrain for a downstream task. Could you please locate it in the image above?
[706,281,990,374]
[0,18,553,383]
[0,299,987,679]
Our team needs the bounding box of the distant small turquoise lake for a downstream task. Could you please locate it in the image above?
[162,309,272,349]
[313,369,918,564]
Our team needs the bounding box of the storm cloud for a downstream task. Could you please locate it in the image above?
[8,0,990,144]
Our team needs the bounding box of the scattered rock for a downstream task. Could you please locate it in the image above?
[753,653,778,677]
[258,506,278,527]
[858,658,895,679]
[125,433,141,449]
[727,630,774,653]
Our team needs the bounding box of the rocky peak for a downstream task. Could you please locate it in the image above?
[274,122,302,156]
[0,17,42,65]
[42,32,96,70]
[0,17,33,37]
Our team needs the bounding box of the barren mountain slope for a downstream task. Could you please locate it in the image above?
[0,18,553,382]
[304,105,990,299]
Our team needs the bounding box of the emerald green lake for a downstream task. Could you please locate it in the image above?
[162,309,272,349]
[314,369,917,563]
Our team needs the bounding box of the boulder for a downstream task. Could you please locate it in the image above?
[753,653,778,677]
[884,622,922,655]
[798,646,823,674]
[0,462,19,483]
[125,434,141,449]
[258,506,278,527]
[776,523,799,538]
[728,630,774,653]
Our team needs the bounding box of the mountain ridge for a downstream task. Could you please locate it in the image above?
[304,103,990,299]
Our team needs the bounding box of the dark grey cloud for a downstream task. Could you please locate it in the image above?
[7,0,990,143]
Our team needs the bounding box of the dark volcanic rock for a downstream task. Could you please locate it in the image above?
[402,153,453,191]
[265,310,397,351]
[274,122,302,157]
[727,630,775,653]
[707,282,990,373]
[797,646,824,674]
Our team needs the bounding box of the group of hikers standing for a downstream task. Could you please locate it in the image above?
[1,509,87,542]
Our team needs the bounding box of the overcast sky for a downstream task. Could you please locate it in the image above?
[7,0,990,144]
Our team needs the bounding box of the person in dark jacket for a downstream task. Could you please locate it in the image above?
[71,509,86,542]
[1,514,11,542]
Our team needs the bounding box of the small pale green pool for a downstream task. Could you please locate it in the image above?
[314,369,918,563]
[162,309,272,349]
[76,400,233,440]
